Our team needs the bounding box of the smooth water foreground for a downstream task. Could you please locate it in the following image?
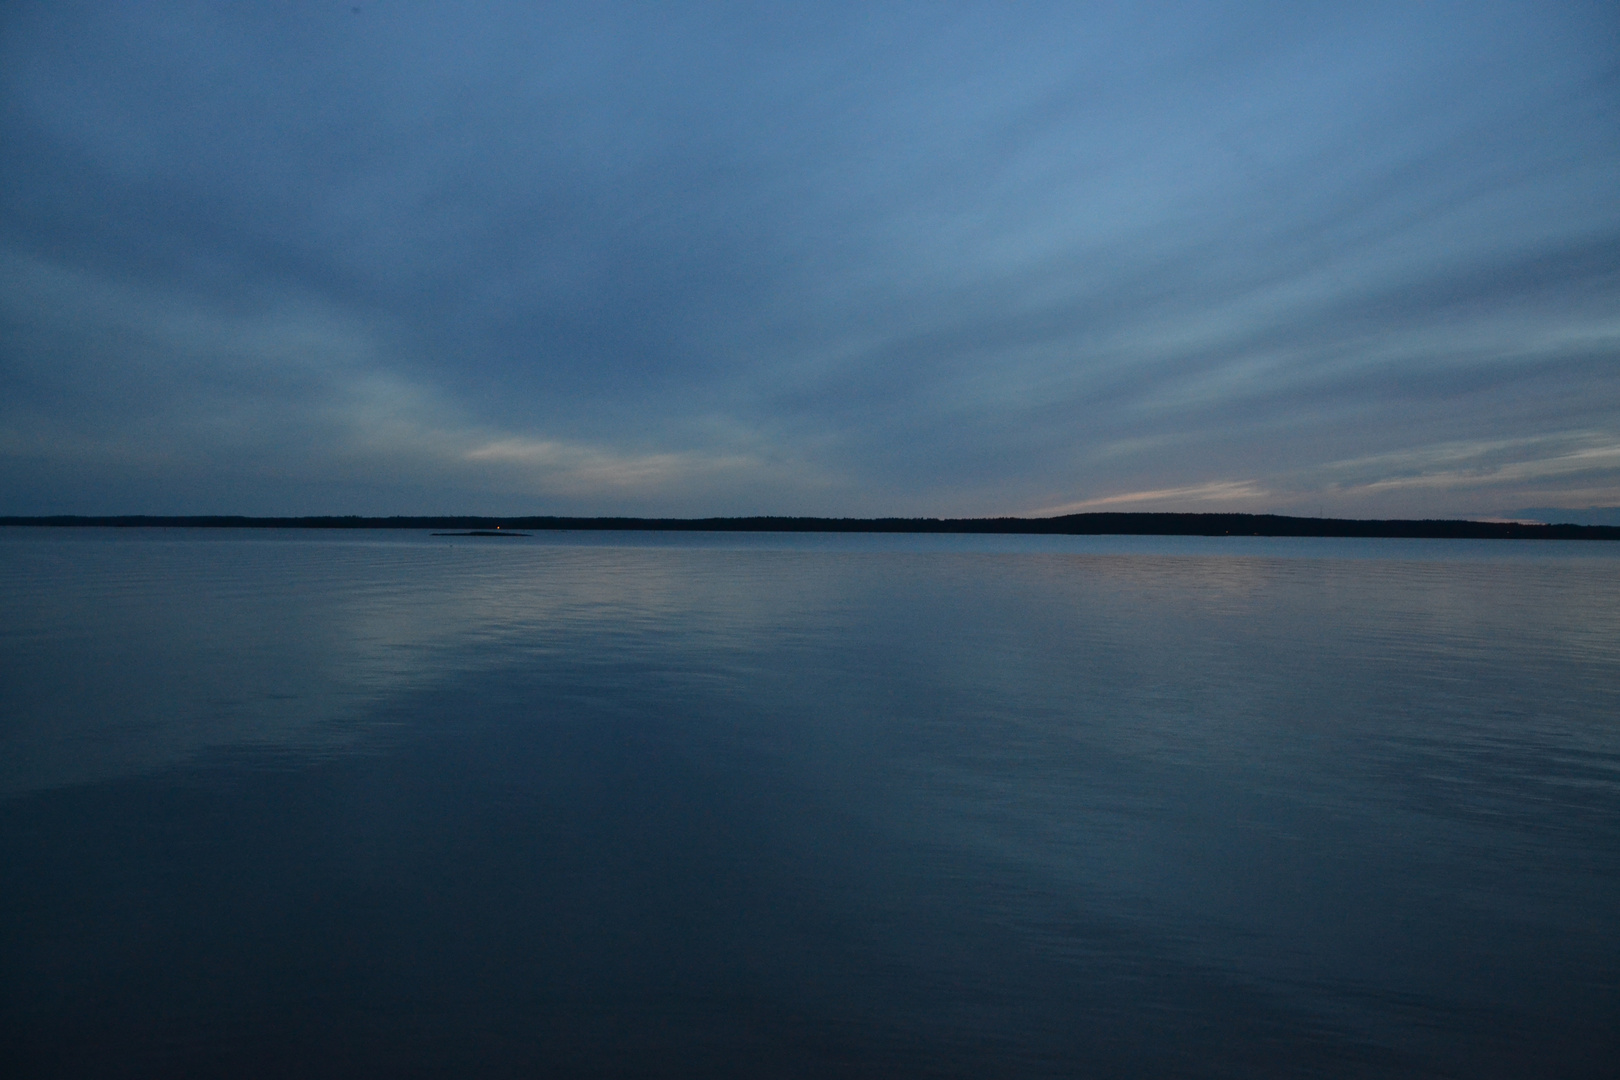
[2,528,1617,1078]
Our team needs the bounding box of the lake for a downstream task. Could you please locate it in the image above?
[2,528,1616,1077]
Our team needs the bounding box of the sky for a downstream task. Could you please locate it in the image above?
[1,1,1616,520]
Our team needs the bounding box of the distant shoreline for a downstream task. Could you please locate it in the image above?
[4,513,1617,540]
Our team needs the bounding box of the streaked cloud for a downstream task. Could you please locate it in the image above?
[1,1,1616,517]
[1316,436,1620,500]
[1033,482,1269,517]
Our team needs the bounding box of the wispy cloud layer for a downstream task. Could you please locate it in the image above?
[1033,435,1620,521]
[2,1,1616,516]
[1033,482,1269,517]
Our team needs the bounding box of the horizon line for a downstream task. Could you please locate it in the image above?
[3,512,1617,541]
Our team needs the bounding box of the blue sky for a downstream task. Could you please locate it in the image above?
[2,1,1616,518]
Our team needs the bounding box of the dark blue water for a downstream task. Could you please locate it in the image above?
[3,528,1617,1077]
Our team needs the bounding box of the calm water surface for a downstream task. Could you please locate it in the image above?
[2,528,1617,1077]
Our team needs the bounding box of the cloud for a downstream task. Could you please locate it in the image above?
[1026,434,1620,521]
[1032,482,1270,517]
[461,438,768,499]
[2,2,1617,516]
[1312,436,1620,501]
[0,247,807,513]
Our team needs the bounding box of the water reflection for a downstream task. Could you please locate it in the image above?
[1,529,1617,1075]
